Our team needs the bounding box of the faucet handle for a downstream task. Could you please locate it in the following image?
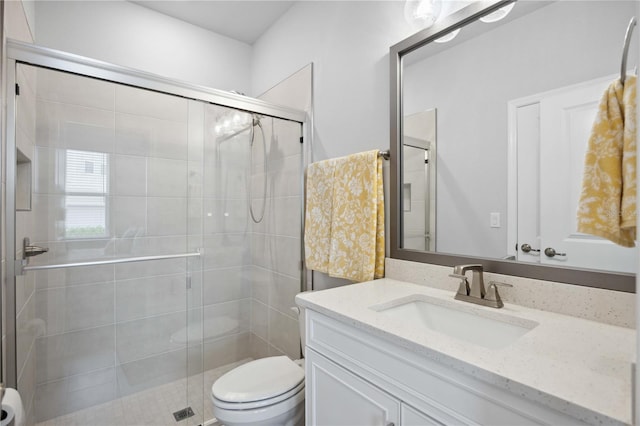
[484,281,513,308]
[448,273,470,296]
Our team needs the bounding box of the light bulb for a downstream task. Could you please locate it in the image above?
[404,0,442,30]
[479,3,515,23]
[434,28,460,43]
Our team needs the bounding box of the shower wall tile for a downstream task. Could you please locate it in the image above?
[115,85,188,123]
[114,236,187,280]
[16,123,35,164]
[34,367,117,422]
[266,269,300,318]
[36,282,114,336]
[203,234,251,269]
[15,263,35,314]
[188,101,205,161]
[202,332,251,372]
[115,274,186,322]
[115,312,186,364]
[114,154,147,196]
[115,349,187,397]
[17,341,36,425]
[36,100,115,150]
[202,267,251,305]
[16,294,36,379]
[147,158,188,197]
[113,196,147,237]
[188,198,203,236]
[34,147,62,195]
[251,234,300,278]
[268,307,301,360]
[203,299,250,338]
[251,300,268,341]
[31,194,66,242]
[252,196,302,239]
[40,239,115,264]
[249,333,270,360]
[146,197,188,237]
[36,67,114,110]
[34,264,114,290]
[250,267,269,305]
[114,113,188,160]
[203,198,249,235]
[36,325,115,383]
[188,160,204,198]
[115,113,151,157]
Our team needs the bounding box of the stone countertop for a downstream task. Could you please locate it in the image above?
[296,278,635,425]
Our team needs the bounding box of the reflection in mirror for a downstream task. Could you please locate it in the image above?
[392,0,637,290]
[402,109,436,251]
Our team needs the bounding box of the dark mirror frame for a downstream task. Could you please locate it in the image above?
[390,0,635,293]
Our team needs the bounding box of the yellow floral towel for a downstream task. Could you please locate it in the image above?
[304,150,385,282]
[577,76,636,247]
[304,158,337,272]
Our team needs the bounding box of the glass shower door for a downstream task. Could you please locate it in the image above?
[11,63,204,425]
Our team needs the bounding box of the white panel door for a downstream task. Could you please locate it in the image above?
[306,349,400,426]
[515,103,541,263]
[539,76,637,272]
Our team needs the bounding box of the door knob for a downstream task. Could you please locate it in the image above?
[520,243,540,253]
[544,247,566,258]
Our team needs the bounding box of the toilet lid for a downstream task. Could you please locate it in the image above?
[212,356,304,403]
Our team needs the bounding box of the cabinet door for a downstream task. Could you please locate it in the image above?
[307,348,400,426]
[401,403,444,426]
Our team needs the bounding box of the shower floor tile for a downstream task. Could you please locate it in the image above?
[35,359,251,426]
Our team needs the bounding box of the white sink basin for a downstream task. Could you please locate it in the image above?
[372,295,538,350]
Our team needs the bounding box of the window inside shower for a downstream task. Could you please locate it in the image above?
[11,62,304,426]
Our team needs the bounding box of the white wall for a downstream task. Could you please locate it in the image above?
[34,1,252,93]
[252,1,414,161]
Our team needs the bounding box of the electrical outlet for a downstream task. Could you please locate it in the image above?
[490,212,501,228]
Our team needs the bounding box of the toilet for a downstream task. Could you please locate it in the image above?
[210,307,306,426]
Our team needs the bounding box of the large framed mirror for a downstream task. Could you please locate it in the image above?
[390,0,637,292]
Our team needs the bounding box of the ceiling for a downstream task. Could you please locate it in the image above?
[130,0,296,45]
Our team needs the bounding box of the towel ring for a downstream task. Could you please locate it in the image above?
[621,16,637,85]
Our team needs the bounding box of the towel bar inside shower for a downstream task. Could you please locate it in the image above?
[16,251,201,275]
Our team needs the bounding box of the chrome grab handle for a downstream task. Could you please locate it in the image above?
[520,243,540,253]
[23,237,49,258]
[544,247,566,258]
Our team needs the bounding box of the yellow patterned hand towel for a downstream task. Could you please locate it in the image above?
[328,150,385,282]
[304,158,337,273]
[577,76,637,247]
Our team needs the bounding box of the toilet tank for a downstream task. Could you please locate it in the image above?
[291,305,306,358]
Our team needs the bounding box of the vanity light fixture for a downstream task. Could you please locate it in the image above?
[404,0,442,30]
[434,28,461,43]
[479,3,515,23]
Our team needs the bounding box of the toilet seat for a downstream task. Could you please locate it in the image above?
[211,356,304,410]
[212,380,304,410]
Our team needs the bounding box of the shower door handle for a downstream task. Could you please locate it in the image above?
[23,237,49,258]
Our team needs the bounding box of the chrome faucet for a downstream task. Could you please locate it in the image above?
[449,264,512,308]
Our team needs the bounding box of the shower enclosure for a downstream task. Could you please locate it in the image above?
[5,41,306,425]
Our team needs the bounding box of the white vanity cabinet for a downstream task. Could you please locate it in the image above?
[307,348,443,425]
[304,309,588,426]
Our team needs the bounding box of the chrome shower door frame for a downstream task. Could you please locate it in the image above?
[4,39,308,392]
